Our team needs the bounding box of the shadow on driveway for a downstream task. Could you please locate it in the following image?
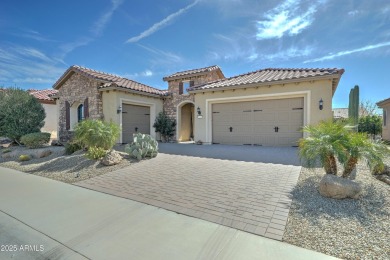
[158,143,301,166]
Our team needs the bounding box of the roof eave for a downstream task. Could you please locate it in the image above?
[377,98,390,107]
[98,85,164,98]
[163,69,222,82]
[188,74,343,93]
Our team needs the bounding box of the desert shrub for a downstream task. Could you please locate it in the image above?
[2,148,11,154]
[358,115,382,136]
[86,146,107,160]
[74,119,120,150]
[20,132,51,148]
[153,111,176,142]
[0,88,45,143]
[19,154,31,161]
[125,133,158,160]
[64,141,83,155]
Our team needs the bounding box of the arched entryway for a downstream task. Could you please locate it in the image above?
[177,102,195,142]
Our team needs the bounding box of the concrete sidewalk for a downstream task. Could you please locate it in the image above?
[0,167,337,260]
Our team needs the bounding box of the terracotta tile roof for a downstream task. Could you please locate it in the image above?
[377,97,390,107]
[189,68,344,92]
[28,89,58,101]
[163,65,223,81]
[53,65,167,96]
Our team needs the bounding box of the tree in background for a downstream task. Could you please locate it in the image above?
[0,87,45,144]
[153,111,176,142]
[358,99,382,137]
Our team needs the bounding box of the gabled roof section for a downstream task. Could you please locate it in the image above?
[28,89,58,101]
[377,97,390,107]
[163,65,224,81]
[53,65,167,96]
[189,68,345,94]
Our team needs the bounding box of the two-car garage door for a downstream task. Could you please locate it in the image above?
[212,98,303,146]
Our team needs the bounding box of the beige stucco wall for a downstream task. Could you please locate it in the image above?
[192,79,334,144]
[381,105,390,141]
[102,90,163,143]
[41,103,58,139]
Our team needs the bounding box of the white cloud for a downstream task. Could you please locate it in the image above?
[348,10,360,16]
[0,45,65,87]
[262,46,314,61]
[138,44,183,64]
[122,69,154,79]
[304,41,390,63]
[126,0,200,43]
[91,0,124,37]
[256,0,322,40]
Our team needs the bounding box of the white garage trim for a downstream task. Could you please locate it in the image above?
[176,100,195,142]
[119,98,156,143]
[205,91,311,144]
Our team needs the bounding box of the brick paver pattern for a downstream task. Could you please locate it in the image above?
[75,153,301,240]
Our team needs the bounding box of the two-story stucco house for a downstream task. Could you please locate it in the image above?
[53,65,344,146]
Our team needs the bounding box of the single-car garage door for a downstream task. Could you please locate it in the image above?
[212,97,303,146]
[122,104,150,143]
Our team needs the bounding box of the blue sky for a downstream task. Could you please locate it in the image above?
[1,0,389,108]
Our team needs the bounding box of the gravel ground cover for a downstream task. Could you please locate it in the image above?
[0,145,134,183]
[284,158,390,259]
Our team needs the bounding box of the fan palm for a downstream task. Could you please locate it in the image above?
[342,133,390,178]
[299,120,349,174]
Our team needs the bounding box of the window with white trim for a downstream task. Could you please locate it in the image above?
[384,109,387,126]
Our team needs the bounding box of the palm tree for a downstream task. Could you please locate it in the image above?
[342,133,390,178]
[299,120,349,175]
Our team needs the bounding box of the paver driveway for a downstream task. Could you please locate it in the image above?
[75,144,301,240]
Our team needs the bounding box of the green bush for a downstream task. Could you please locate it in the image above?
[358,115,382,136]
[153,111,176,142]
[74,119,120,150]
[86,146,107,160]
[0,88,46,143]
[20,132,51,148]
[19,154,31,161]
[2,148,11,154]
[125,133,158,160]
[64,141,83,155]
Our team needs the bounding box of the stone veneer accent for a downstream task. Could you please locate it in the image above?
[57,73,103,142]
[163,70,223,140]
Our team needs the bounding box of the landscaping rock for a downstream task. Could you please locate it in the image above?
[319,174,362,199]
[101,150,122,166]
[34,149,52,158]
[51,140,63,146]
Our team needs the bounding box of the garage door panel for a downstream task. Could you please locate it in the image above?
[212,97,303,146]
[122,104,150,143]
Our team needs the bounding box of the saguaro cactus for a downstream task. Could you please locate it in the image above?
[348,85,360,131]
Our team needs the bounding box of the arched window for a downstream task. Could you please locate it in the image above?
[77,104,84,122]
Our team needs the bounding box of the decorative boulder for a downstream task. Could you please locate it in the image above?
[319,174,362,199]
[101,150,122,166]
[34,149,52,158]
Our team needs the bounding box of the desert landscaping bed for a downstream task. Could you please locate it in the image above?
[284,158,390,260]
[0,145,135,183]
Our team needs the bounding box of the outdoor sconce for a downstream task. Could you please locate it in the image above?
[197,106,203,119]
[319,98,324,110]
[117,106,122,114]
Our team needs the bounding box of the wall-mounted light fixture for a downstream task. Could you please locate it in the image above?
[117,106,122,114]
[319,98,323,110]
[197,106,203,119]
